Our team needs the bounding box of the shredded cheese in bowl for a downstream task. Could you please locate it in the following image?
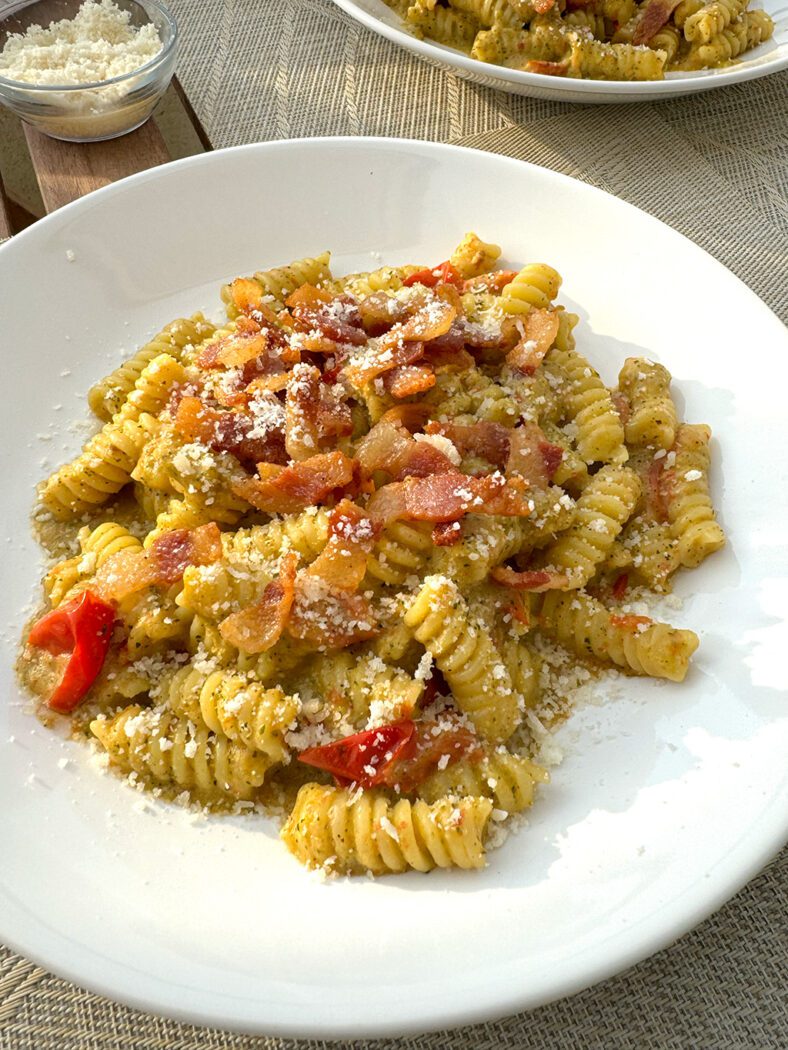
[0,0,176,141]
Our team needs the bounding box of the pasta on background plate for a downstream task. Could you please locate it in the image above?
[384,0,774,81]
[18,231,725,877]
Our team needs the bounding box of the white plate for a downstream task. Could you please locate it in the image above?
[1,138,787,1038]
[333,0,788,101]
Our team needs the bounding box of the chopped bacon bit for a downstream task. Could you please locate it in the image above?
[609,613,653,631]
[233,450,357,514]
[228,280,284,325]
[285,363,321,461]
[462,270,518,295]
[432,521,463,546]
[506,595,532,628]
[612,390,631,425]
[506,309,560,375]
[343,338,426,388]
[304,499,377,592]
[149,529,194,585]
[611,573,629,600]
[506,423,563,487]
[288,580,379,649]
[379,719,482,792]
[633,0,680,44]
[647,457,672,522]
[524,59,568,76]
[490,565,569,591]
[94,524,223,601]
[531,0,556,11]
[423,323,466,357]
[191,522,223,563]
[426,420,511,470]
[174,395,287,467]
[379,403,432,432]
[356,292,409,334]
[540,441,564,481]
[356,418,455,481]
[292,291,367,352]
[367,471,532,525]
[382,364,436,398]
[219,552,298,653]
[285,284,331,309]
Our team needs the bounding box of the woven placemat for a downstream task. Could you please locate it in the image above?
[3,0,787,1044]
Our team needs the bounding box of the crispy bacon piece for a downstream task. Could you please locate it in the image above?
[609,613,653,631]
[357,292,409,334]
[198,317,266,369]
[611,390,631,425]
[462,270,518,295]
[426,420,511,470]
[95,524,222,601]
[432,521,463,546]
[233,450,357,514]
[532,0,557,11]
[506,423,564,487]
[525,59,568,75]
[379,403,432,432]
[490,565,569,591]
[219,552,298,653]
[611,573,629,600]
[285,363,321,461]
[343,338,426,387]
[379,719,482,792]
[633,0,680,43]
[227,278,285,323]
[367,471,533,525]
[304,500,377,592]
[355,419,455,481]
[285,284,331,309]
[382,364,436,398]
[343,295,456,386]
[292,290,367,352]
[288,579,379,650]
[506,309,560,375]
[647,456,672,522]
[174,395,286,467]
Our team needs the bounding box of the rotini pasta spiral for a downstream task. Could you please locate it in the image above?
[90,705,270,802]
[540,590,699,681]
[667,424,726,568]
[87,315,214,422]
[405,575,520,742]
[221,252,332,317]
[618,357,677,450]
[159,665,298,763]
[501,263,562,315]
[281,784,493,874]
[547,345,627,465]
[418,750,548,813]
[541,464,641,586]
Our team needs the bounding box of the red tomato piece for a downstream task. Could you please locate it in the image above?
[28,591,115,713]
[298,721,416,787]
[403,261,464,289]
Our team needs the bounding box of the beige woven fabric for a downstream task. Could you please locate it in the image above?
[2,0,787,1044]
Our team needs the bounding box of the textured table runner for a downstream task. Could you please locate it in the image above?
[3,0,787,1045]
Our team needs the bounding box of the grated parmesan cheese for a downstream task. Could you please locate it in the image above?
[0,1,165,139]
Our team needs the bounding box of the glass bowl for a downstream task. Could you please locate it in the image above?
[0,0,177,142]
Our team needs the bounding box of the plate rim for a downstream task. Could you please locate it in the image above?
[331,0,788,99]
[1,136,787,1038]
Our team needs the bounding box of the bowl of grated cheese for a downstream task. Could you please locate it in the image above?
[0,0,177,141]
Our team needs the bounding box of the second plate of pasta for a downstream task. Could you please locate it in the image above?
[331,0,788,100]
[1,138,786,1037]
